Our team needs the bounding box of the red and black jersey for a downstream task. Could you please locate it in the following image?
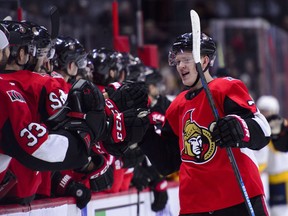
[0,70,70,121]
[166,77,270,214]
[0,70,87,198]
[0,75,88,171]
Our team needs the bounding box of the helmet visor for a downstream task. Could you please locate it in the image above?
[168,49,195,66]
[75,54,88,69]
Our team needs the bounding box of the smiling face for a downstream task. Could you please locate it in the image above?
[175,51,199,87]
[174,51,212,89]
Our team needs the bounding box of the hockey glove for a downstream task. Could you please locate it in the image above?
[51,172,91,209]
[64,79,107,141]
[121,144,145,168]
[48,79,107,151]
[68,78,105,112]
[121,108,150,143]
[150,179,168,212]
[104,82,122,97]
[267,114,284,140]
[108,81,148,112]
[107,108,150,144]
[74,154,114,192]
[132,164,152,191]
[209,114,250,148]
[101,140,131,157]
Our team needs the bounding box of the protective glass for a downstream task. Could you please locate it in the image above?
[47,47,55,59]
[75,54,88,69]
[168,50,195,66]
[35,47,50,58]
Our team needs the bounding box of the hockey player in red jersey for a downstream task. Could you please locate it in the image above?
[52,36,88,84]
[89,50,170,212]
[129,66,170,212]
[0,20,70,204]
[0,26,17,199]
[139,32,271,215]
[51,42,150,204]
[87,47,120,92]
[0,20,107,207]
[86,48,151,193]
[0,77,107,202]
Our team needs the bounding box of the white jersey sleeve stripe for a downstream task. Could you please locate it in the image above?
[253,110,271,137]
[0,153,12,172]
[32,134,69,163]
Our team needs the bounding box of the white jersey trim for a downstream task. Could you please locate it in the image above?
[32,134,68,163]
[0,153,12,172]
[253,110,271,137]
[240,148,258,168]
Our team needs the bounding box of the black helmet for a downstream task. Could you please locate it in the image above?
[118,52,143,80]
[53,36,87,71]
[87,47,119,86]
[168,32,216,66]
[138,66,163,85]
[23,21,54,59]
[0,20,34,57]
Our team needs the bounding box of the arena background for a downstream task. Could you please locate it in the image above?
[1,0,288,115]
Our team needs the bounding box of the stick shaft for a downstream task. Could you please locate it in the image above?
[196,63,255,216]
[50,6,60,39]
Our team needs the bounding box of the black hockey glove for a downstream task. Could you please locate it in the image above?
[150,179,168,212]
[74,154,114,192]
[121,144,145,168]
[48,79,107,152]
[150,95,171,113]
[267,114,284,140]
[68,78,105,112]
[209,115,250,148]
[104,82,122,97]
[101,108,149,156]
[107,108,150,144]
[108,81,148,112]
[121,108,150,143]
[67,180,91,209]
[51,172,91,209]
[101,140,130,157]
[132,157,164,191]
[132,164,152,191]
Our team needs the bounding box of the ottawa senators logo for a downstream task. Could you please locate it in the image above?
[182,110,216,164]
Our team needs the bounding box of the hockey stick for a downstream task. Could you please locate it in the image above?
[50,6,60,40]
[190,10,255,216]
[136,189,140,216]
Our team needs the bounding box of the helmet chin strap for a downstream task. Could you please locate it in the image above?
[187,64,209,88]
[184,64,210,100]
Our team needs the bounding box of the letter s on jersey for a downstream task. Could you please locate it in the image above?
[49,90,68,110]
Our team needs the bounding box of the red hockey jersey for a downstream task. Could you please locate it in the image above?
[0,70,70,198]
[166,77,269,214]
[0,71,89,199]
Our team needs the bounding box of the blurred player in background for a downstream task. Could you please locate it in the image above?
[257,95,288,216]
